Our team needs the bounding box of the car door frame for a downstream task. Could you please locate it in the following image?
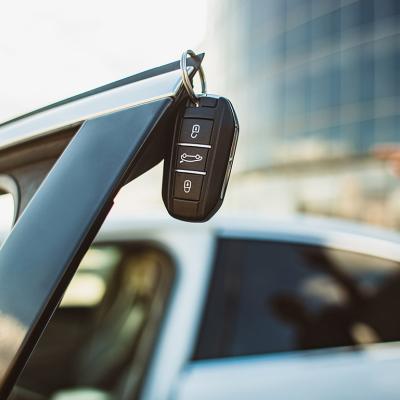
[0,55,202,398]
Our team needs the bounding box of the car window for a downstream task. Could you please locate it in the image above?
[13,243,174,400]
[60,246,121,308]
[0,192,14,233]
[194,238,400,360]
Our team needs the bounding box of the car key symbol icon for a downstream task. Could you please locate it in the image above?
[191,124,200,138]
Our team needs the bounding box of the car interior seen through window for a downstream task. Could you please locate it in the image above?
[194,239,400,360]
[13,244,174,400]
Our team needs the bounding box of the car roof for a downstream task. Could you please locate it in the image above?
[95,214,400,261]
[2,214,400,261]
[0,55,203,151]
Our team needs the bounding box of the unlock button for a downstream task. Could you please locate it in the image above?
[174,173,203,201]
[180,119,213,145]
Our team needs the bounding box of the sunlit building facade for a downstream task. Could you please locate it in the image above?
[205,0,400,226]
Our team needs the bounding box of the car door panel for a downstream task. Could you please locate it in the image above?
[177,347,400,400]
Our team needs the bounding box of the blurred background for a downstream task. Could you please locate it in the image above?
[0,0,399,229]
[207,0,400,228]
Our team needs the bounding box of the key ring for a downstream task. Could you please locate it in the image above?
[180,49,207,105]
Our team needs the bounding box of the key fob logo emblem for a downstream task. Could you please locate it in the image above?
[183,179,192,193]
[191,124,201,138]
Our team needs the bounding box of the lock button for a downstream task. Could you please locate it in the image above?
[179,119,213,145]
[174,172,203,201]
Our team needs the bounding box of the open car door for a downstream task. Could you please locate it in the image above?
[0,54,203,399]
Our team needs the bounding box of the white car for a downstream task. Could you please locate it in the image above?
[5,215,400,400]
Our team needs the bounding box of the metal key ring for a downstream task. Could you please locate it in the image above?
[180,49,207,105]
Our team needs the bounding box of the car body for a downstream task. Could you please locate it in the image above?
[95,216,400,400]
[1,55,400,400]
[3,215,400,399]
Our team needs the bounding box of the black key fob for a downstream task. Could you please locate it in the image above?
[162,95,239,222]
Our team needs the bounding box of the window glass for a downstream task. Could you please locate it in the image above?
[60,246,121,307]
[286,23,310,59]
[375,0,400,22]
[194,239,400,360]
[15,244,174,400]
[0,193,14,233]
[375,36,400,99]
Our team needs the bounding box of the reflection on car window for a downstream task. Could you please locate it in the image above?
[0,193,14,234]
[194,239,400,360]
[60,246,121,307]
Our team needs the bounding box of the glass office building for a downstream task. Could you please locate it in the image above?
[205,0,400,226]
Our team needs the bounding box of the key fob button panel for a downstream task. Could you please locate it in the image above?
[163,95,239,222]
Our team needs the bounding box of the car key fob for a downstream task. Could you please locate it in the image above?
[162,95,239,222]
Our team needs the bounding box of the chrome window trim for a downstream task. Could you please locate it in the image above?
[0,67,192,151]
